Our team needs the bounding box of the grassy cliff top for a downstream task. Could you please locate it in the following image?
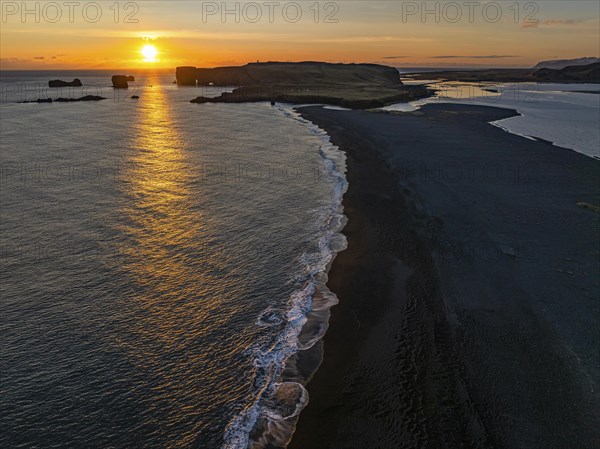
[181,61,430,109]
[177,61,405,87]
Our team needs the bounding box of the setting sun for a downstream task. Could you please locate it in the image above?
[141,44,158,62]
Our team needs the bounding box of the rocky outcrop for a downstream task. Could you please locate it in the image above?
[19,95,106,103]
[112,75,134,88]
[54,95,106,102]
[48,78,82,88]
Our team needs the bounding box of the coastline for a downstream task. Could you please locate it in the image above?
[289,104,600,449]
[221,106,350,449]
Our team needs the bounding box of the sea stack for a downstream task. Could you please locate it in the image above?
[48,78,82,88]
[112,75,130,88]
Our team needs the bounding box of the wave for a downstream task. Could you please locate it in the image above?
[222,104,348,449]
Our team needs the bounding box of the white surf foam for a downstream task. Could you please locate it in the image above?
[222,105,348,449]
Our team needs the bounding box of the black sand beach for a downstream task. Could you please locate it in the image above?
[290,104,600,449]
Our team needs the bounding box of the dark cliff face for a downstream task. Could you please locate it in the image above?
[195,67,255,86]
[176,62,403,87]
[176,66,198,85]
[111,75,135,88]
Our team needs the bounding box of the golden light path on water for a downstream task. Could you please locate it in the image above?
[115,80,245,448]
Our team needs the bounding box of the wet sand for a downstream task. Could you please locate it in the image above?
[289,104,600,449]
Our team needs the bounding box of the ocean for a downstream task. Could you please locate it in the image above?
[0,70,347,448]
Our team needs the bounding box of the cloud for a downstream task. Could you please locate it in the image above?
[430,55,519,59]
[0,55,68,67]
[301,36,433,44]
[382,56,408,59]
[522,18,584,29]
[0,57,44,67]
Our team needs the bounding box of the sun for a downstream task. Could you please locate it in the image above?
[141,44,158,62]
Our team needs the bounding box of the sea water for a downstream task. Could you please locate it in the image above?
[0,70,346,448]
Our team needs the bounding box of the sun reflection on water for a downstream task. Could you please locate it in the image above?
[115,79,238,448]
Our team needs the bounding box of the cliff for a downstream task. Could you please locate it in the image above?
[178,62,404,87]
[182,62,430,109]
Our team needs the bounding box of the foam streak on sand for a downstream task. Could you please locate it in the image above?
[223,105,348,449]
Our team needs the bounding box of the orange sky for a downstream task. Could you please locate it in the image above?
[1,1,599,69]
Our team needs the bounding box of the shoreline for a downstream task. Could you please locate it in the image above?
[289,104,600,448]
[222,106,350,449]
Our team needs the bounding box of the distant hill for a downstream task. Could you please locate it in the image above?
[534,62,600,82]
[533,57,599,70]
[407,62,599,84]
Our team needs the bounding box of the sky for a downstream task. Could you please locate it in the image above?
[1,1,599,69]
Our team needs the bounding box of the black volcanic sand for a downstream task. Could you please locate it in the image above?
[289,104,600,449]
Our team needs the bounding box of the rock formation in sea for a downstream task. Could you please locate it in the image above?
[18,95,106,103]
[112,75,132,88]
[54,95,106,102]
[48,79,83,88]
